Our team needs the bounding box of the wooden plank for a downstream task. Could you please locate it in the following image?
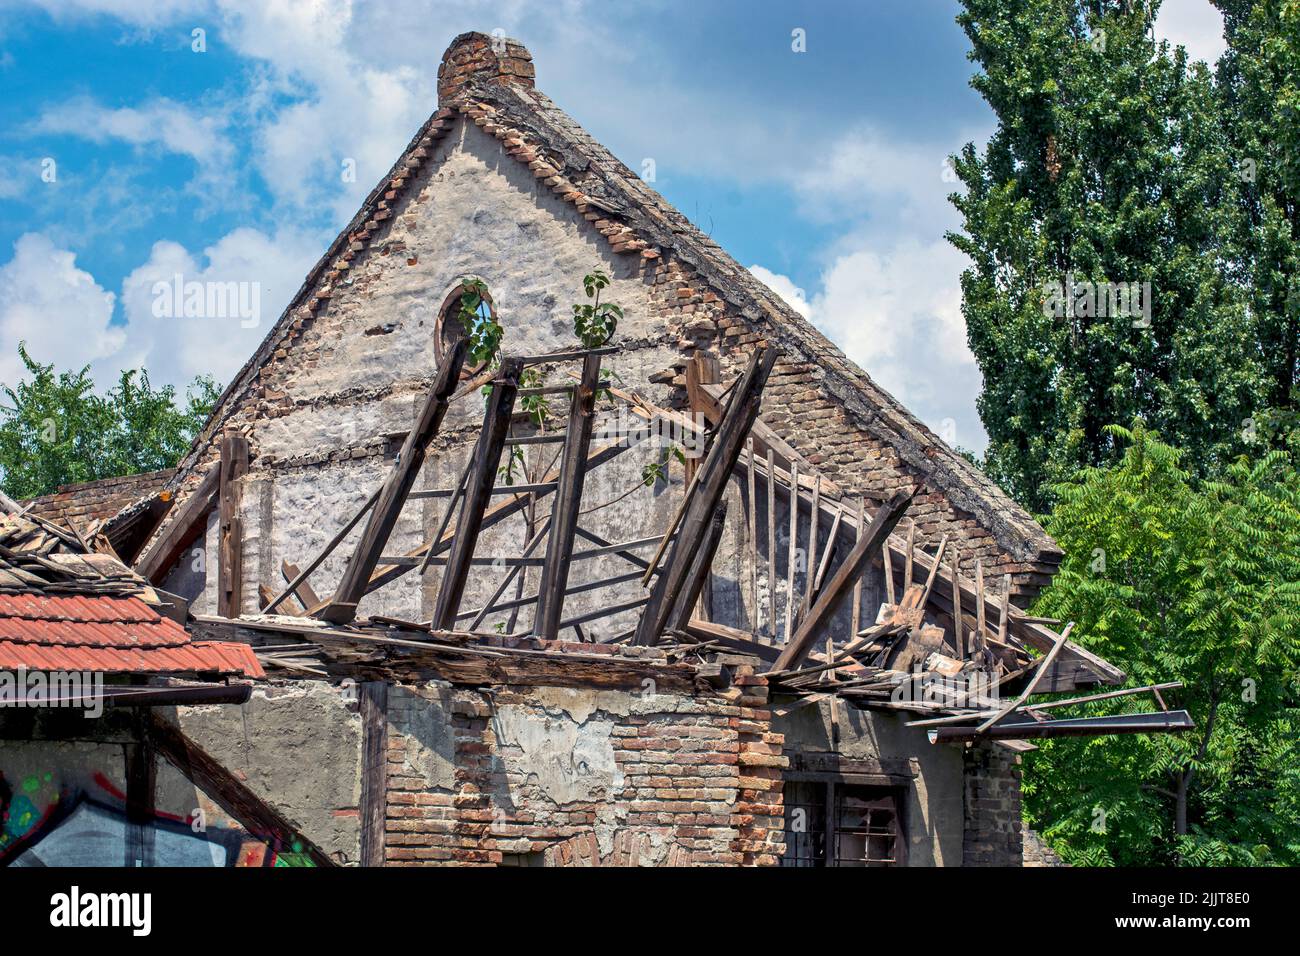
[806,475,820,606]
[951,547,964,659]
[263,488,379,614]
[634,348,778,645]
[745,439,759,634]
[770,486,916,672]
[851,499,866,636]
[281,561,322,611]
[147,714,335,866]
[669,501,728,630]
[318,339,468,623]
[535,352,602,639]
[134,462,221,584]
[430,357,522,630]
[359,440,631,597]
[785,458,799,644]
[766,446,776,641]
[217,433,249,618]
[358,681,388,867]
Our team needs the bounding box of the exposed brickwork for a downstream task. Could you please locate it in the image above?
[383,669,785,867]
[23,469,173,536]
[437,31,535,102]
[1022,827,1066,866]
[962,743,1024,866]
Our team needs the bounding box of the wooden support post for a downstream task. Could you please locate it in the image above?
[745,439,759,633]
[770,486,915,673]
[806,475,820,606]
[785,458,799,643]
[852,499,866,634]
[669,501,728,630]
[633,347,778,645]
[766,447,776,641]
[134,463,220,584]
[951,548,964,659]
[358,681,388,867]
[534,352,602,639]
[217,433,249,618]
[318,339,468,624]
[684,351,721,487]
[430,356,522,630]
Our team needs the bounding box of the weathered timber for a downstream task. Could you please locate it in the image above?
[358,681,388,867]
[430,356,522,629]
[282,560,322,611]
[770,486,916,672]
[669,501,728,630]
[134,463,221,584]
[318,339,468,624]
[534,352,602,639]
[634,347,778,644]
[217,433,249,618]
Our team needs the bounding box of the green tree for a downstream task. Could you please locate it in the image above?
[1214,0,1300,410]
[1024,424,1300,865]
[949,0,1268,511]
[0,345,220,500]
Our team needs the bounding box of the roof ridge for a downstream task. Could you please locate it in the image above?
[156,36,1058,566]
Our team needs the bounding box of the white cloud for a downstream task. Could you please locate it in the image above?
[792,127,962,236]
[35,96,233,168]
[1154,0,1226,65]
[117,225,323,389]
[751,236,985,455]
[3,0,208,27]
[748,265,810,319]
[0,228,321,399]
[0,233,124,391]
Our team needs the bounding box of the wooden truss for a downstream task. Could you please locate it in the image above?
[167,342,1189,748]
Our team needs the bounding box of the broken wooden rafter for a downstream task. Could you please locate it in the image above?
[430,356,523,630]
[769,485,916,672]
[535,351,602,640]
[318,338,468,624]
[634,347,779,645]
[134,462,221,584]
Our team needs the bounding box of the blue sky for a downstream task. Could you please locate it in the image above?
[0,0,1229,454]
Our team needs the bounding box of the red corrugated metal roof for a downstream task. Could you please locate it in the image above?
[0,592,262,677]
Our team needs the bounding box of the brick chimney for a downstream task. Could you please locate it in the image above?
[437,31,535,104]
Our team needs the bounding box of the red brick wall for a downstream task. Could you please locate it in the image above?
[383,672,785,867]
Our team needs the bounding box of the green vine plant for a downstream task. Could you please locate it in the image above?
[572,269,622,348]
[642,444,686,487]
[457,278,504,367]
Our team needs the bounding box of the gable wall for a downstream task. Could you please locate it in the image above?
[152,92,1057,628]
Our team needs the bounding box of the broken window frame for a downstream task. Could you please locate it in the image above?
[781,777,906,868]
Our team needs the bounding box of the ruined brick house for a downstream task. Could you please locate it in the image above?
[2,33,1190,868]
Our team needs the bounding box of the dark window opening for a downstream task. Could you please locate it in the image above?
[781,780,903,867]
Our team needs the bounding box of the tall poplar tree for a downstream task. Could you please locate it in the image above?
[949,0,1266,511]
